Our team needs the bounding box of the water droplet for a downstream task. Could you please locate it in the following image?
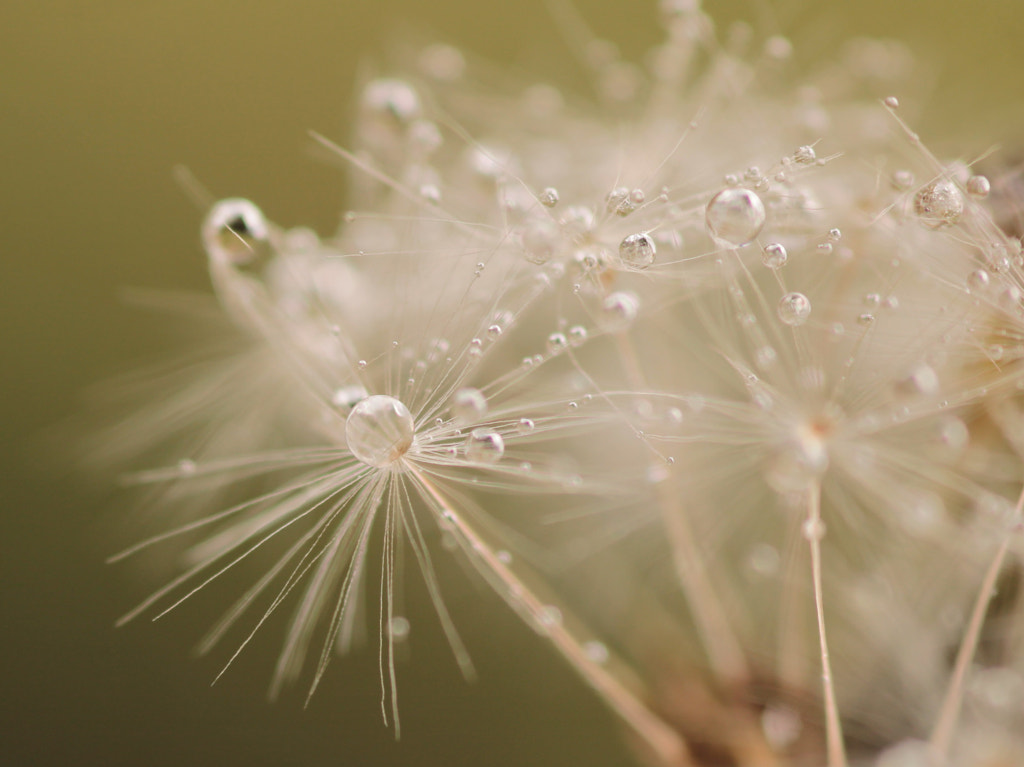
[486,324,503,340]
[761,242,788,268]
[913,179,963,229]
[408,119,443,154]
[897,363,939,396]
[619,232,656,268]
[419,183,441,203]
[777,292,811,326]
[793,145,816,164]
[538,187,560,207]
[345,395,415,468]
[389,616,411,639]
[357,360,368,370]
[560,206,595,237]
[466,428,505,463]
[601,291,640,329]
[892,170,915,191]
[755,346,778,369]
[827,228,842,241]
[883,95,899,109]
[583,640,609,664]
[517,418,535,434]
[967,269,991,291]
[705,188,766,246]
[547,332,568,355]
[857,313,875,326]
[538,605,563,631]
[801,517,826,541]
[331,384,369,413]
[362,78,421,123]
[966,174,990,199]
[568,325,587,346]
[202,199,270,265]
[452,388,487,424]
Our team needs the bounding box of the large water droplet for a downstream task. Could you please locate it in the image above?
[202,199,270,265]
[619,233,656,269]
[466,428,505,463]
[705,188,766,246]
[346,395,415,468]
[777,292,811,326]
[913,179,963,229]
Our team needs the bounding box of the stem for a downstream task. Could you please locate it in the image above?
[410,466,693,767]
[806,484,847,767]
[930,484,1024,757]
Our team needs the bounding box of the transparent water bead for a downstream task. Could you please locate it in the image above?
[466,429,504,463]
[362,78,421,123]
[519,217,560,265]
[601,291,640,329]
[705,188,766,246]
[619,232,656,269]
[538,187,560,207]
[913,179,963,229]
[761,242,787,269]
[777,292,811,326]
[202,198,270,265]
[966,174,991,199]
[345,395,415,468]
[331,384,369,414]
[452,388,488,424]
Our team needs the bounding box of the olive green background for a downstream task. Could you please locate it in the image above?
[4,1,1024,766]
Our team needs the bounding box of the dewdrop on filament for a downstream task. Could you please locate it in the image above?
[345,395,415,468]
[705,188,766,246]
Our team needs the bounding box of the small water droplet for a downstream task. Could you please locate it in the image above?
[452,388,488,424]
[601,291,640,329]
[761,242,787,268]
[705,188,766,246]
[202,199,270,265]
[362,78,421,123]
[883,95,899,109]
[583,640,609,664]
[793,145,816,164]
[801,517,826,541]
[547,332,568,355]
[538,187,560,207]
[777,292,811,326]
[913,179,963,229]
[967,269,991,291]
[331,384,369,413]
[619,232,656,269]
[892,170,915,191]
[517,418,535,434]
[966,174,990,199]
[466,428,505,463]
[389,616,411,640]
[568,325,587,346]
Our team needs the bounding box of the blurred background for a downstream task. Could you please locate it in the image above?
[4,1,1024,765]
